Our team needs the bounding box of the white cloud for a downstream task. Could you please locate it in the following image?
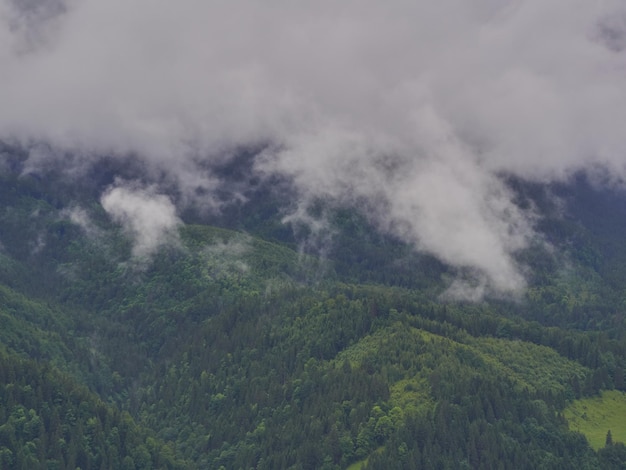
[2,0,626,296]
[100,182,181,258]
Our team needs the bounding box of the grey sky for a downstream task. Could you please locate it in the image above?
[1,0,625,297]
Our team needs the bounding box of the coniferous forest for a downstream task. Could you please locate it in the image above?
[4,1,626,468]
[1,146,626,469]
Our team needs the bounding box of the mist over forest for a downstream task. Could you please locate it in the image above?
[2,1,626,469]
[2,0,626,296]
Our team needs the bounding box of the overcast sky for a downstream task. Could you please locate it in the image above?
[1,0,626,297]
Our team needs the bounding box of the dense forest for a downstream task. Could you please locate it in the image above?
[2,148,626,469]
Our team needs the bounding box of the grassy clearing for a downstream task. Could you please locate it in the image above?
[564,390,626,450]
[346,447,384,470]
[346,459,367,470]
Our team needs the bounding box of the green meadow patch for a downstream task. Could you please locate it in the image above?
[564,390,626,450]
[346,447,384,470]
[346,456,368,470]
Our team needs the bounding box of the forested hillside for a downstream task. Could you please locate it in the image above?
[2,153,626,469]
[3,0,626,468]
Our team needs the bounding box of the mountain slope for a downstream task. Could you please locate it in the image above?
[0,164,626,468]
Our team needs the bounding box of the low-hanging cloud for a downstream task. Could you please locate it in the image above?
[101,182,181,259]
[2,0,626,296]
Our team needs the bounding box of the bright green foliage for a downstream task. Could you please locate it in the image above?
[470,337,589,397]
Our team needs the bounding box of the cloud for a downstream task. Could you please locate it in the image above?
[100,182,181,259]
[1,0,626,296]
